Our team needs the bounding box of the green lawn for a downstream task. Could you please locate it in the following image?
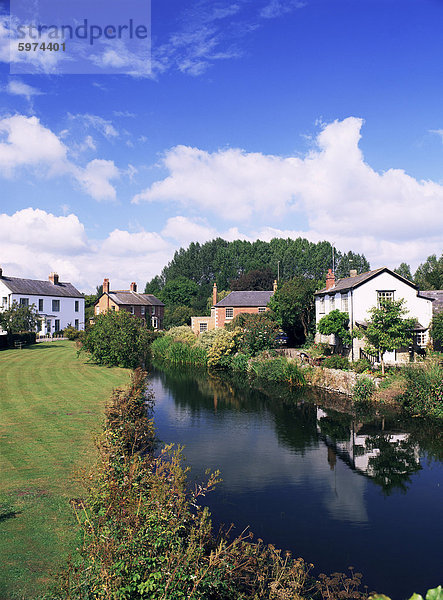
[0,341,130,599]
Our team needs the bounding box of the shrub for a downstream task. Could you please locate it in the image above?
[400,362,443,418]
[227,313,280,356]
[80,310,151,368]
[64,325,81,340]
[352,358,372,373]
[323,355,350,370]
[166,325,197,345]
[207,328,241,368]
[353,376,376,402]
[249,356,305,386]
[231,352,250,373]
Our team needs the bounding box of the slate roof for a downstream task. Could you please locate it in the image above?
[215,290,274,307]
[420,290,443,314]
[105,291,164,306]
[315,267,418,295]
[0,275,83,298]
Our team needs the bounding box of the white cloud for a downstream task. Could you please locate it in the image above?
[76,159,120,201]
[0,114,120,201]
[0,208,175,292]
[6,79,44,100]
[133,117,443,268]
[68,113,118,139]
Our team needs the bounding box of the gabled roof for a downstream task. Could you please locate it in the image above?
[0,276,83,298]
[315,267,419,296]
[101,291,164,306]
[215,290,274,307]
[420,290,443,314]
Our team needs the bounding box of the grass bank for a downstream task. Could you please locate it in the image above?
[0,341,130,599]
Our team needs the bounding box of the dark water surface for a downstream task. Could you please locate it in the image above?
[149,365,443,600]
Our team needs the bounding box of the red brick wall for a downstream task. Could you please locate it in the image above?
[215,306,268,328]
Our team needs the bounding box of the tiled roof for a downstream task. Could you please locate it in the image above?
[215,290,274,307]
[107,291,164,306]
[315,267,417,295]
[420,290,443,314]
[0,276,83,298]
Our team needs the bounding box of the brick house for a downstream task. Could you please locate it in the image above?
[95,279,164,330]
[0,268,85,335]
[191,281,276,334]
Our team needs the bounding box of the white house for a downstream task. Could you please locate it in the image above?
[314,267,434,364]
[0,268,85,335]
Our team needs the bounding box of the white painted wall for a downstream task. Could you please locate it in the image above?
[0,280,85,334]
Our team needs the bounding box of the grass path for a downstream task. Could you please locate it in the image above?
[0,341,130,599]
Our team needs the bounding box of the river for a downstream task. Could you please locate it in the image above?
[149,364,443,599]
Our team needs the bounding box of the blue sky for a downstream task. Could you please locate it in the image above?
[0,0,442,291]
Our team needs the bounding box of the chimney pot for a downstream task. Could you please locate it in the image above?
[49,272,59,285]
[325,268,335,291]
[103,278,110,294]
[212,282,217,306]
[350,269,357,278]
[130,282,137,292]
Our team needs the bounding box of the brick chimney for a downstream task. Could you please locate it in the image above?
[49,272,59,285]
[350,269,357,278]
[130,282,137,292]
[103,278,110,294]
[212,282,217,306]
[273,279,278,293]
[325,268,335,291]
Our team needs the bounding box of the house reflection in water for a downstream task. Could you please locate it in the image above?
[316,409,422,494]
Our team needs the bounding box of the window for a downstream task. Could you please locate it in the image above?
[111,305,116,311]
[377,291,394,307]
[415,332,427,347]
[52,299,60,312]
[75,300,79,312]
[151,306,155,315]
[141,306,145,315]
[2,297,7,307]
[225,307,234,319]
[20,298,29,306]
[152,316,158,329]
[329,295,335,310]
[38,299,44,312]
[54,319,60,332]
[341,294,348,312]
[319,297,325,314]
[95,306,100,315]
[258,307,266,313]
[199,322,208,332]
[130,306,135,314]
[74,319,79,330]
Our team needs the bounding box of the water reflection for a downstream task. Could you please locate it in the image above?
[150,364,443,599]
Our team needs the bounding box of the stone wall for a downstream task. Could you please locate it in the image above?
[305,366,380,395]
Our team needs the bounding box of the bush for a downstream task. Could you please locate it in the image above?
[207,328,241,368]
[352,358,372,373]
[166,325,197,345]
[249,356,305,386]
[227,313,280,356]
[400,362,443,418]
[353,376,376,402]
[322,355,350,370]
[231,352,250,373]
[64,325,81,340]
[80,311,151,368]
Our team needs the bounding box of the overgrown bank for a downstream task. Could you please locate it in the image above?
[47,369,314,600]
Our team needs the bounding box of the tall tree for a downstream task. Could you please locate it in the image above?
[361,299,415,375]
[269,277,318,342]
[394,263,413,282]
[230,268,275,291]
[414,253,443,290]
